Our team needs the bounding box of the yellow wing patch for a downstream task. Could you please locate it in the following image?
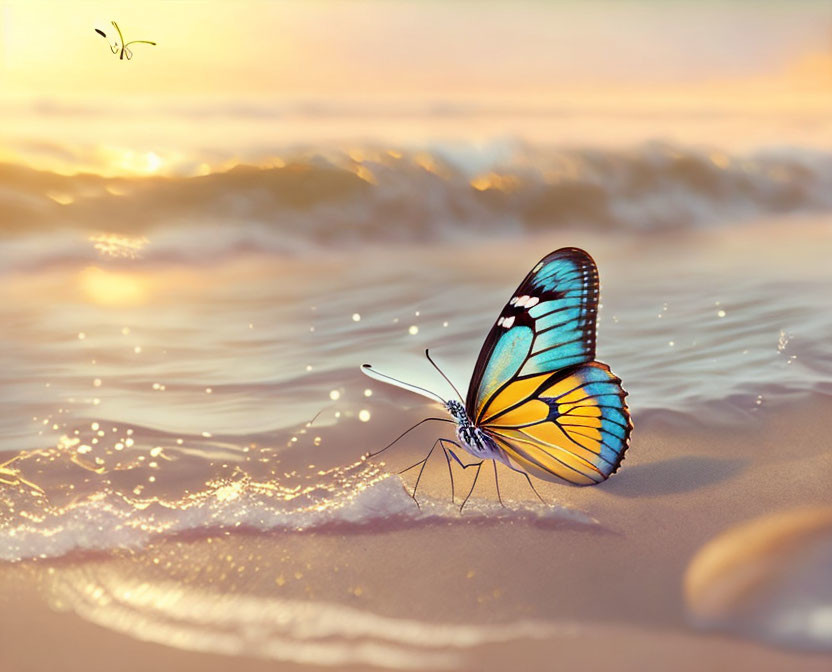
[482,362,632,485]
[478,372,550,424]
[483,399,548,429]
[514,423,605,470]
[490,432,602,486]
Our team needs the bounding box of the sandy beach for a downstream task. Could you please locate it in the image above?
[2,392,831,671]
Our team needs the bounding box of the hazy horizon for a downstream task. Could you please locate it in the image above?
[1,0,831,175]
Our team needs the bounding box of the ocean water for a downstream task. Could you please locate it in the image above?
[1,141,832,563]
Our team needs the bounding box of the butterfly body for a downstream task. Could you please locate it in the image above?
[446,400,509,466]
[363,246,632,505]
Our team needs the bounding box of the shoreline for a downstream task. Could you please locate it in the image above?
[2,397,831,670]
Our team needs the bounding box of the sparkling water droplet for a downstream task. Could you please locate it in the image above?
[777,330,789,353]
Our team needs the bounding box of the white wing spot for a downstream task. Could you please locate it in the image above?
[502,315,515,328]
[525,296,540,308]
[533,262,544,273]
[516,295,530,307]
[509,297,519,306]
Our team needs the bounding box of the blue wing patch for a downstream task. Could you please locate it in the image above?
[476,326,534,413]
[467,248,600,423]
[520,253,598,376]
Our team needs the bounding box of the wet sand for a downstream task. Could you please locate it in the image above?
[2,396,831,671]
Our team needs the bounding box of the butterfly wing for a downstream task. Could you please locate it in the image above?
[466,247,600,423]
[466,247,631,485]
[483,362,631,484]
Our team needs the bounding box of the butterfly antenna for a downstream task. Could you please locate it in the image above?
[425,349,464,404]
[361,364,446,404]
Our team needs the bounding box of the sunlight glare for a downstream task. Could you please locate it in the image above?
[79,267,148,306]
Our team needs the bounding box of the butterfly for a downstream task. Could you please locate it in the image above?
[95,21,156,60]
[362,247,632,510]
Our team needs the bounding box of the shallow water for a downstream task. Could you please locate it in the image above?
[2,143,832,558]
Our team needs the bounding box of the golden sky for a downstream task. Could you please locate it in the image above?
[2,0,830,98]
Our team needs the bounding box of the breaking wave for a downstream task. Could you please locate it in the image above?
[2,142,832,267]
[0,459,596,562]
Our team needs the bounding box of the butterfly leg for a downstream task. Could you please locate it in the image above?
[440,443,485,510]
[444,445,470,469]
[459,461,484,512]
[504,463,547,505]
[397,440,438,508]
[493,460,506,508]
[438,439,458,504]
[368,417,454,458]
[445,447,484,471]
